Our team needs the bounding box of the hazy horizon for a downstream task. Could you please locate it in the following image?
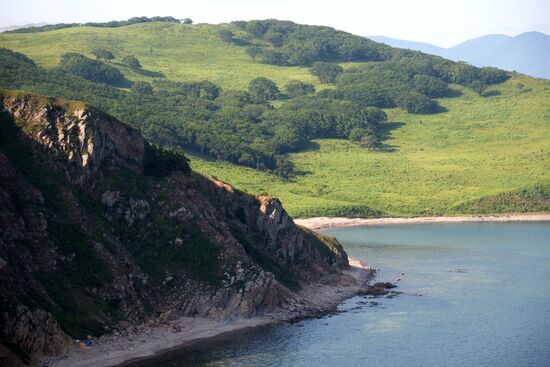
[1,0,549,47]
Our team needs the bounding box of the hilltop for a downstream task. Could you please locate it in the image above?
[0,19,548,218]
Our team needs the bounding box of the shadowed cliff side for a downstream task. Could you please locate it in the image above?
[0,91,349,366]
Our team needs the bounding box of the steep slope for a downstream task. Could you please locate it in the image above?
[0,91,350,366]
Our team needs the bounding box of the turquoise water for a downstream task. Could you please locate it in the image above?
[139,222,550,367]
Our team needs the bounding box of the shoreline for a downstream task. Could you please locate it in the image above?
[45,263,375,367]
[294,213,550,230]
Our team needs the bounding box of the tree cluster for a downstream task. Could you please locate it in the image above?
[229,20,391,66]
[0,41,510,176]
[324,53,509,113]
[0,48,384,176]
[59,53,126,85]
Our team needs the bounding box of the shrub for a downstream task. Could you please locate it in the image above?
[91,49,115,61]
[59,53,125,85]
[122,55,141,69]
[131,81,153,95]
[310,62,343,83]
[248,77,280,103]
[284,80,315,98]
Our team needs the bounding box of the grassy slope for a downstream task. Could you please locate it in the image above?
[0,22,321,90]
[1,23,549,217]
[188,76,550,217]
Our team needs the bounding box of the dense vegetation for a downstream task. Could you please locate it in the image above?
[230,19,391,66]
[0,47,386,175]
[1,19,546,217]
[0,18,510,174]
[221,20,509,113]
[229,19,507,89]
[59,52,126,85]
[188,75,550,217]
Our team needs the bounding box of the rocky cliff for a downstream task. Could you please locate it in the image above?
[0,91,349,366]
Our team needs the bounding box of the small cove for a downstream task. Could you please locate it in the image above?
[134,222,550,367]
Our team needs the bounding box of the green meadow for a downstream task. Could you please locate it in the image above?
[187,76,550,217]
[1,22,549,217]
[0,22,321,90]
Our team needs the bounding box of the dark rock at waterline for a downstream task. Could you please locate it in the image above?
[373,282,397,289]
[361,281,399,296]
[365,287,389,296]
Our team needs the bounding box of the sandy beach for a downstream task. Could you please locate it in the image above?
[294,213,550,230]
[44,263,374,367]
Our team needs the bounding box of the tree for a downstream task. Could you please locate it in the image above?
[284,80,315,98]
[264,29,286,47]
[218,30,234,43]
[91,48,114,61]
[232,21,247,29]
[310,62,343,84]
[246,20,267,36]
[273,155,294,179]
[364,107,388,124]
[248,77,280,103]
[360,134,379,150]
[196,81,220,99]
[349,127,368,142]
[396,92,438,113]
[131,81,153,95]
[122,55,141,69]
[259,49,288,66]
[412,74,448,98]
[181,18,193,24]
[58,52,125,85]
[479,67,509,85]
[468,80,487,96]
[246,46,262,63]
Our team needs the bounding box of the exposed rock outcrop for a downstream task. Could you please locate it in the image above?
[1,93,144,185]
[0,91,350,366]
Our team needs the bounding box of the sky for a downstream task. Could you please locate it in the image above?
[1,0,549,47]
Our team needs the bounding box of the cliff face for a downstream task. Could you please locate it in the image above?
[2,94,145,185]
[0,91,349,366]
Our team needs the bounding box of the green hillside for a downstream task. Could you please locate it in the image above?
[0,22,321,90]
[188,75,550,217]
[1,20,549,218]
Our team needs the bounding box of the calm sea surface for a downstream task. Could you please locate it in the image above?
[139,222,550,367]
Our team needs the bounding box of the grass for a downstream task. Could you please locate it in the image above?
[1,23,549,218]
[187,76,550,217]
[0,22,322,91]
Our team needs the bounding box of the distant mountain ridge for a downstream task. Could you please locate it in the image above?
[369,31,550,79]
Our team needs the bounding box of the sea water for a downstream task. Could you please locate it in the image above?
[138,222,550,367]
